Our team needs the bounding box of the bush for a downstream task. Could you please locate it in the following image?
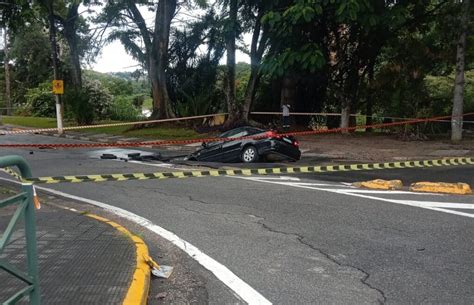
[24,81,55,117]
[65,88,94,125]
[86,80,113,118]
[109,96,141,121]
[65,80,113,124]
[132,94,145,108]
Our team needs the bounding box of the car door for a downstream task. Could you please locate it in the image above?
[197,140,224,161]
[197,128,241,161]
[220,129,250,162]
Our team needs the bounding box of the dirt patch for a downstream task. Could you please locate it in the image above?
[299,133,474,162]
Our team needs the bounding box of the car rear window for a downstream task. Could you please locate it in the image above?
[246,128,265,135]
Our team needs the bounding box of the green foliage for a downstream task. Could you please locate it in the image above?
[23,81,55,117]
[109,96,141,121]
[84,70,149,98]
[263,45,325,76]
[236,63,251,103]
[85,79,113,119]
[425,71,474,113]
[65,87,94,125]
[9,22,52,105]
[261,1,327,76]
[65,79,113,124]
[167,8,226,117]
[2,0,472,135]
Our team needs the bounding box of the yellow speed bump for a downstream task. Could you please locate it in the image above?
[409,182,473,195]
[353,179,403,190]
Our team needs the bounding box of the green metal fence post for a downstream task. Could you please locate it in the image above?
[22,183,40,305]
[0,155,40,305]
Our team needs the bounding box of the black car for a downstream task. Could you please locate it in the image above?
[186,127,301,163]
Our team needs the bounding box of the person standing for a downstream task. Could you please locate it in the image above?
[282,104,291,130]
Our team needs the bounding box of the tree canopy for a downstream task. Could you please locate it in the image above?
[0,0,472,139]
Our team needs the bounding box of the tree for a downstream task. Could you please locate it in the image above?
[261,0,329,118]
[452,0,471,141]
[241,1,270,122]
[1,0,34,115]
[3,28,11,115]
[167,8,226,116]
[42,0,64,132]
[8,17,52,105]
[223,0,239,127]
[52,1,83,88]
[100,0,177,119]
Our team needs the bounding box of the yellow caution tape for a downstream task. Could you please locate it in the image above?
[9,157,471,184]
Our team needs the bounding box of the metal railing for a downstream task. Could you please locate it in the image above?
[0,156,40,305]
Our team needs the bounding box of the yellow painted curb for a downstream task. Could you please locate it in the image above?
[86,214,150,305]
[353,179,403,190]
[409,182,473,195]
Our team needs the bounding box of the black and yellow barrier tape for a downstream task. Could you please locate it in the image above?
[2,157,470,185]
[1,167,23,181]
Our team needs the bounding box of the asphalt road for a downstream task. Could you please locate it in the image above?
[1,133,473,304]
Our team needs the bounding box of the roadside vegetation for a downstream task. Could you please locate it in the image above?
[2,115,201,139]
[0,0,472,141]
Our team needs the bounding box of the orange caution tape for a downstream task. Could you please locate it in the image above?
[0,113,472,149]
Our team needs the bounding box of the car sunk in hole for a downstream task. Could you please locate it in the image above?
[185,127,301,163]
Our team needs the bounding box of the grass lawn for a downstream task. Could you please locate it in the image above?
[1,116,202,139]
[2,116,59,129]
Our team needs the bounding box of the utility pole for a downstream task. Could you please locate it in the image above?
[46,0,64,135]
[3,27,11,116]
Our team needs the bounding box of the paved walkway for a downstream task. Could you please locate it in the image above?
[0,187,136,304]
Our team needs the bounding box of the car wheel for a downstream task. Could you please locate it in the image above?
[241,146,259,163]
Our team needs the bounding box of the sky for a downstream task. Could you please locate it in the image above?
[89,4,251,73]
[90,40,251,73]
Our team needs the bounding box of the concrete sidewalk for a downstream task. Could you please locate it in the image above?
[0,186,140,304]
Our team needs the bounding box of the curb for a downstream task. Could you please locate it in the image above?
[409,182,473,195]
[0,176,153,305]
[86,214,151,305]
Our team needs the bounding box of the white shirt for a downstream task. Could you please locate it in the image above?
[282,105,290,117]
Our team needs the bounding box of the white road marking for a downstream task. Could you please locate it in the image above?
[128,160,176,168]
[382,200,474,209]
[245,176,301,181]
[0,177,272,305]
[322,189,443,195]
[233,176,474,219]
[128,160,219,172]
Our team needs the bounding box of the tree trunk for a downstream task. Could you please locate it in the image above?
[340,101,351,133]
[242,68,261,121]
[340,65,360,133]
[149,55,161,117]
[63,3,82,88]
[366,98,373,131]
[365,61,375,132]
[451,0,470,141]
[224,0,240,127]
[3,28,11,116]
[242,9,267,123]
[151,0,176,119]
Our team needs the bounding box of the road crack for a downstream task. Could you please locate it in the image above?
[259,222,387,304]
